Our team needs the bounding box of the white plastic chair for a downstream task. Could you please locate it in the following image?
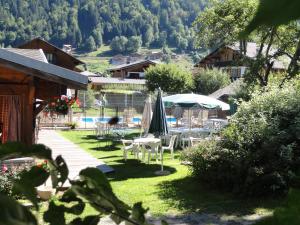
[121,139,136,161]
[144,141,161,164]
[180,132,192,149]
[189,137,204,148]
[162,135,177,159]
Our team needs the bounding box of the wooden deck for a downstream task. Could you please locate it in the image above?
[38,130,114,181]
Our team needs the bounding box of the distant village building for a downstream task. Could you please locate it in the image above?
[108,60,158,79]
[18,37,85,72]
[110,54,127,65]
[110,51,166,66]
[90,77,146,92]
[146,51,164,61]
[195,42,288,80]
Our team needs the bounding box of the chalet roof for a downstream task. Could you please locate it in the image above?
[89,77,146,85]
[209,79,243,99]
[108,60,157,71]
[228,42,257,58]
[80,70,97,77]
[0,48,88,89]
[198,42,289,70]
[5,48,48,63]
[18,37,85,66]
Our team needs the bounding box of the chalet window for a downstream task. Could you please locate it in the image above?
[45,53,57,64]
[127,72,144,79]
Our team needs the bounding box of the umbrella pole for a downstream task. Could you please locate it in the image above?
[189,109,191,131]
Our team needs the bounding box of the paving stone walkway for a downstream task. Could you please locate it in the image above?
[38,129,114,181]
[98,212,270,225]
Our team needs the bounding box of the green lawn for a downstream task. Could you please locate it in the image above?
[59,130,281,218]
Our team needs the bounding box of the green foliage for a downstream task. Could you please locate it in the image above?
[126,36,142,53]
[85,36,97,52]
[145,64,194,93]
[0,0,206,52]
[0,194,38,225]
[0,142,163,225]
[110,36,128,53]
[110,35,142,54]
[194,0,257,48]
[0,168,21,198]
[255,189,300,225]
[183,79,300,197]
[244,0,300,35]
[194,0,300,86]
[193,68,230,95]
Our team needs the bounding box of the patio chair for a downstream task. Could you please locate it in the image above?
[162,135,177,159]
[144,141,161,164]
[180,132,192,149]
[189,137,204,148]
[121,139,137,161]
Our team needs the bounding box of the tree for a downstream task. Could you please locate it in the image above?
[110,36,128,53]
[193,68,230,95]
[85,36,96,52]
[194,0,300,87]
[126,36,142,53]
[244,0,300,34]
[145,64,194,93]
[92,27,103,48]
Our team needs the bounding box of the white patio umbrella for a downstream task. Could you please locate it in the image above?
[163,93,230,110]
[141,96,152,135]
[163,93,230,130]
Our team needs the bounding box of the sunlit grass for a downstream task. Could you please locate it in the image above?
[59,130,281,217]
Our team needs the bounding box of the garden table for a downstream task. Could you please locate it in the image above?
[133,137,161,162]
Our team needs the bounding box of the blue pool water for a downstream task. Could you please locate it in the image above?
[81,117,176,123]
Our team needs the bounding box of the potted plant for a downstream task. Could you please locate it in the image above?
[46,95,77,115]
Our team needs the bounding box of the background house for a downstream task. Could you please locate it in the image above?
[108,60,157,79]
[18,37,85,72]
[195,42,288,80]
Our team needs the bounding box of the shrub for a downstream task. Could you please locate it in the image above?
[145,64,194,93]
[0,165,22,198]
[183,79,300,197]
[193,68,230,95]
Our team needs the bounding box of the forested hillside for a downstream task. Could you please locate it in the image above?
[0,0,206,52]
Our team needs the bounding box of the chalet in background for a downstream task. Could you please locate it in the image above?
[195,42,288,80]
[108,60,157,79]
[18,37,85,72]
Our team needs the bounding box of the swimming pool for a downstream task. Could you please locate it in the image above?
[80,117,176,123]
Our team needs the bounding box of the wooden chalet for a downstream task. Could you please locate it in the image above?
[0,48,88,145]
[195,42,287,80]
[108,60,157,79]
[18,37,85,72]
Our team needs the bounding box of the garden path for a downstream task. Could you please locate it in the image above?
[38,130,114,182]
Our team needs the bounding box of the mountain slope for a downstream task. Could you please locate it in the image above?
[0,0,206,51]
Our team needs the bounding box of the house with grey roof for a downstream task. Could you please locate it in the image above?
[195,42,289,80]
[108,59,158,79]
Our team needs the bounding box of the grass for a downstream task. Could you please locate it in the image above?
[254,189,300,225]
[59,130,281,218]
